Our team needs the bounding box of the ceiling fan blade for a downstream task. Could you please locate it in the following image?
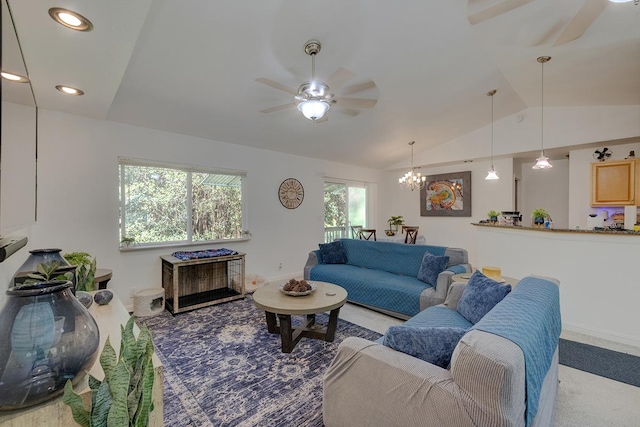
[255,78,298,95]
[335,106,360,116]
[341,81,376,96]
[553,0,607,46]
[314,116,329,123]
[327,68,356,92]
[334,97,377,109]
[467,0,534,25]
[260,103,296,114]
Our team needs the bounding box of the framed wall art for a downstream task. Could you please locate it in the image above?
[420,171,471,217]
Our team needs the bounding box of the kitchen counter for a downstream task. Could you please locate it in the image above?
[472,222,640,235]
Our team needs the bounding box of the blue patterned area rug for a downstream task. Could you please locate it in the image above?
[139,296,381,426]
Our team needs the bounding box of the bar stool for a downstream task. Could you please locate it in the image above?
[403,226,419,244]
[350,225,363,239]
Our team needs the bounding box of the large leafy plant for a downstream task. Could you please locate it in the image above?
[63,316,155,427]
[64,252,97,292]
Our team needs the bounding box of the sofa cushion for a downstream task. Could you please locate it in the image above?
[318,241,347,264]
[383,325,468,368]
[457,271,511,324]
[417,252,449,286]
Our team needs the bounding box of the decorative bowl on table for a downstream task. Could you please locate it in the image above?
[385,230,396,236]
[279,279,316,296]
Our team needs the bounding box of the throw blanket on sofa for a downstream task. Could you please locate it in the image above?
[471,276,561,426]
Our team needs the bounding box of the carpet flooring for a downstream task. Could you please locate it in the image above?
[139,296,381,426]
[559,338,640,388]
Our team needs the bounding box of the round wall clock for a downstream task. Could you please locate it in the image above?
[278,178,304,209]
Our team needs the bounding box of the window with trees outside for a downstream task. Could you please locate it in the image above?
[119,159,246,247]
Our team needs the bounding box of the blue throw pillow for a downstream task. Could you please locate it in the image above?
[457,271,512,324]
[417,252,449,286]
[383,325,468,368]
[318,241,347,264]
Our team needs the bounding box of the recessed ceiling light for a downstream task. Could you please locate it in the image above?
[56,85,85,96]
[48,8,93,31]
[1,71,29,83]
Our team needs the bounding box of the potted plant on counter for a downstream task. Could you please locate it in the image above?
[487,210,500,224]
[531,208,549,228]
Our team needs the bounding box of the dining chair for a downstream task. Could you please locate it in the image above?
[403,226,419,244]
[359,228,377,241]
[350,225,363,239]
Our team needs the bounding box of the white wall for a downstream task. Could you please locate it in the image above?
[520,158,570,229]
[475,226,640,347]
[379,157,514,267]
[0,108,382,308]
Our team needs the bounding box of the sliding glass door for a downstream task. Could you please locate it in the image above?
[324,181,367,242]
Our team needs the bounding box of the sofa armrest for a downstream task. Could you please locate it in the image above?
[443,281,467,311]
[303,250,320,280]
[323,337,472,427]
[435,263,471,301]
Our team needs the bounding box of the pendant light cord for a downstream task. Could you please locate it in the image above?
[491,93,495,168]
[540,58,545,155]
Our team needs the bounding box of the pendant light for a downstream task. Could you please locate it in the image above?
[533,56,553,170]
[486,89,499,180]
[399,141,426,191]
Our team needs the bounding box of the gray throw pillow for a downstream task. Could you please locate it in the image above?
[383,325,468,368]
[417,252,449,286]
[318,241,347,264]
[457,270,512,324]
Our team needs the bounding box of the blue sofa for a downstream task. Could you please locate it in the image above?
[323,275,562,427]
[303,238,471,318]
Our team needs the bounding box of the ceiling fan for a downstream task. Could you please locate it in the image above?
[468,0,638,46]
[593,147,613,161]
[256,40,377,122]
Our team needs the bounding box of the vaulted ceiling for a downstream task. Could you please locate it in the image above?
[3,0,640,169]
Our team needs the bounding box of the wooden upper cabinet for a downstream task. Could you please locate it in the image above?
[591,159,640,206]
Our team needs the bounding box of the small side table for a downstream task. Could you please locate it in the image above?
[94,269,113,289]
[451,272,520,287]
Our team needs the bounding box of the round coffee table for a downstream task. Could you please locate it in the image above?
[252,281,347,353]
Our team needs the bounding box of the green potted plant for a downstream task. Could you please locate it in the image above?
[63,316,156,427]
[386,215,405,236]
[120,236,136,248]
[531,208,549,227]
[487,210,500,224]
[64,252,97,292]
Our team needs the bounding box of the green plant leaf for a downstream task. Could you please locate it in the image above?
[100,337,118,381]
[63,380,91,427]
[91,379,113,427]
[88,374,101,391]
[133,355,155,427]
[106,362,131,427]
[121,317,138,370]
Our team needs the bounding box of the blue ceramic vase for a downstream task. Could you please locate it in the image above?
[0,280,100,410]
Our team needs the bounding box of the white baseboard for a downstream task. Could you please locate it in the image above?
[562,322,640,355]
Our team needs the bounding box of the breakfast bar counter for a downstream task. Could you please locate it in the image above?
[472,222,640,235]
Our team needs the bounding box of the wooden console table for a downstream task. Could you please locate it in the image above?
[0,292,163,427]
[161,252,245,314]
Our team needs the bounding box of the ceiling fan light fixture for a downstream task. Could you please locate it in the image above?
[608,0,632,3]
[297,99,330,121]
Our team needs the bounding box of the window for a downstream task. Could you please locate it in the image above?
[119,159,246,247]
[324,181,368,242]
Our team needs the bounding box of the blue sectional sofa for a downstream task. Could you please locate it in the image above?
[323,275,562,427]
[303,238,471,318]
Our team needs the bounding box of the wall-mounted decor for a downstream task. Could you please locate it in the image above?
[420,171,471,217]
[278,178,304,209]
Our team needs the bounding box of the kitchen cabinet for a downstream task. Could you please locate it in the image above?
[591,159,640,206]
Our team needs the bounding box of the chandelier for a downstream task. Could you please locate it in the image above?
[486,89,499,180]
[399,141,426,191]
[533,56,553,170]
